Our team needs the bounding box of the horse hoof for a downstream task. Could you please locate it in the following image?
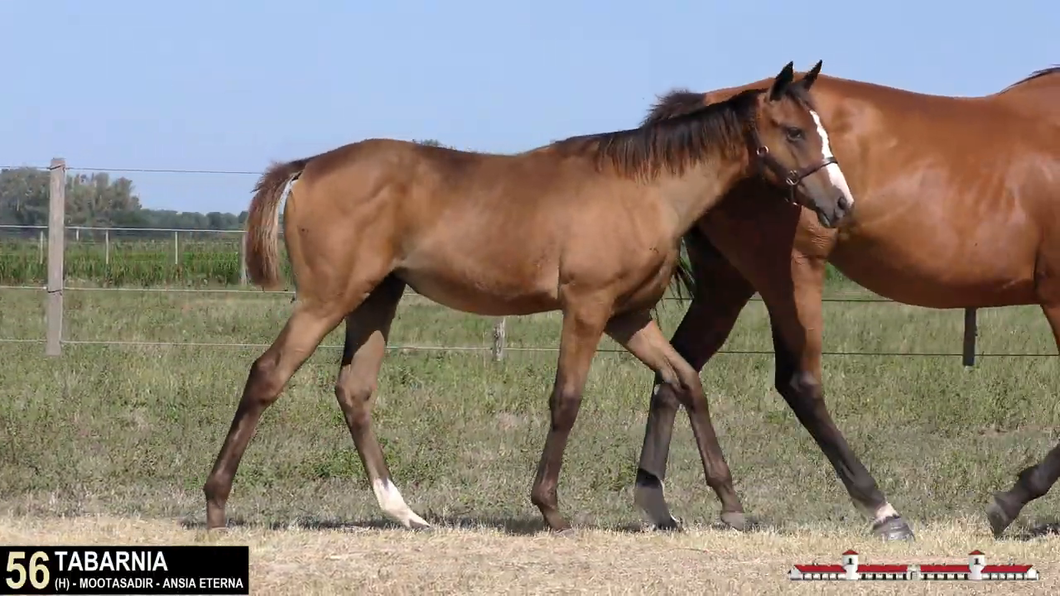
[987,492,1020,538]
[720,511,748,532]
[554,527,578,539]
[653,515,682,532]
[633,471,680,531]
[872,516,915,541]
[409,520,433,532]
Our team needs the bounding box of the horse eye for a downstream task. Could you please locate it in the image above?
[786,127,804,141]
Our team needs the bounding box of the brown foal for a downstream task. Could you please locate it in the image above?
[202,61,855,533]
[631,66,1060,540]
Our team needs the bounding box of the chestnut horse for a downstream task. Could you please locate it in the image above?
[630,65,1060,540]
[202,62,856,533]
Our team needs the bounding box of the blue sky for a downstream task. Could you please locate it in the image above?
[1,0,1056,215]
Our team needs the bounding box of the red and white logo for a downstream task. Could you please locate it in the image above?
[788,550,1039,581]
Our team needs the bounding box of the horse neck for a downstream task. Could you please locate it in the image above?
[651,150,749,237]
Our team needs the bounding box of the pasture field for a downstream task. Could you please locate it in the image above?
[3,284,1060,592]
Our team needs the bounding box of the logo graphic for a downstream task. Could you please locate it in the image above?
[788,550,1039,581]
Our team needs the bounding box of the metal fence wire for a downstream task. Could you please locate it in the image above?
[3,159,1054,363]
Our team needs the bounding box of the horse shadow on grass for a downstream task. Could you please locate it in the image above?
[178,512,781,537]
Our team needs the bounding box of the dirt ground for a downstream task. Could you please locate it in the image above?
[1,515,1057,595]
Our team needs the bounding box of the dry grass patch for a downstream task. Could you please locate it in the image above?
[2,515,1059,595]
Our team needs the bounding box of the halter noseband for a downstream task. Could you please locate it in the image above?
[747,122,838,204]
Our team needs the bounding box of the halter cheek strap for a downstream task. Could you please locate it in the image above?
[747,124,839,204]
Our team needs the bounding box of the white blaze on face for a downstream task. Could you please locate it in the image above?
[808,109,855,209]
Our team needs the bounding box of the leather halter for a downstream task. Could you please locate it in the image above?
[747,121,838,204]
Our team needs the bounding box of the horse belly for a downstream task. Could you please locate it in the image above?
[831,237,1038,308]
[396,244,560,317]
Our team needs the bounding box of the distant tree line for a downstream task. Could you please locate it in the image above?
[0,140,449,230]
[0,166,249,230]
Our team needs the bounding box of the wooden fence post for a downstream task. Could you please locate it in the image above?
[239,230,248,285]
[45,158,66,357]
[492,317,506,361]
[963,308,977,367]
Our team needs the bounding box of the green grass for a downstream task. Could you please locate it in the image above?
[1,284,1059,537]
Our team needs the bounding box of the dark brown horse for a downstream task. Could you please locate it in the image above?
[629,65,1060,541]
[201,62,856,533]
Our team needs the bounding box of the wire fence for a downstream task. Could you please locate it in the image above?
[3,158,1056,363]
[3,279,1058,359]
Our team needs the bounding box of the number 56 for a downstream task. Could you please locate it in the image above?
[6,551,50,590]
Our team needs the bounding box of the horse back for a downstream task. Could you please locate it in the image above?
[991,69,1060,126]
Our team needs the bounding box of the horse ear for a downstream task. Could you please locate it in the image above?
[799,60,823,90]
[769,61,795,101]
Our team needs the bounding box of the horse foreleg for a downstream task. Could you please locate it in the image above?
[764,257,913,540]
[529,298,609,533]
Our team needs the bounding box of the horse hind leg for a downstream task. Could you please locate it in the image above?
[203,230,398,530]
[987,300,1060,537]
[609,310,746,531]
[203,297,350,530]
[988,445,1060,538]
[332,275,429,530]
[634,270,754,531]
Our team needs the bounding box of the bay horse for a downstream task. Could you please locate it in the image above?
[202,62,857,533]
[629,65,1060,540]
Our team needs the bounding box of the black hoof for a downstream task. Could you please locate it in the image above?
[871,516,915,541]
[987,492,1022,538]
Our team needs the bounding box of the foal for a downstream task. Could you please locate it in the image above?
[202,61,856,533]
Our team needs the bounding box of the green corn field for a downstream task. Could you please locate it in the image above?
[0,235,852,289]
[0,237,293,287]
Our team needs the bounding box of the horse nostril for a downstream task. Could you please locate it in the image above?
[838,195,852,212]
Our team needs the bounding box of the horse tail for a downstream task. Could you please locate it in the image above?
[244,158,310,290]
